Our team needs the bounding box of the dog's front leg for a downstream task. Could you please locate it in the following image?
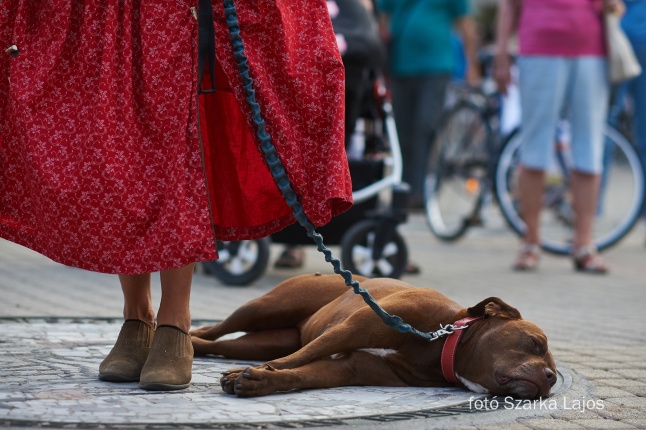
[266,308,396,370]
[224,350,407,397]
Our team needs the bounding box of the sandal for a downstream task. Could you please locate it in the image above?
[404,262,421,275]
[274,246,305,269]
[573,245,608,274]
[512,243,540,271]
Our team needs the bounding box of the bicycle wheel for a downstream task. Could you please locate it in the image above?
[201,238,270,286]
[495,126,645,254]
[424,102,491,241]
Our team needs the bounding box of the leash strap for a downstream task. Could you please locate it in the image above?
[440,317,482,384]
[198,0,217,93]
[221,0,448,342]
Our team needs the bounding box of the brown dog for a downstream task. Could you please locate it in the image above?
[191,273,556,399]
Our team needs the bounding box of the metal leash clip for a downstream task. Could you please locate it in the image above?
[426,323,466,342]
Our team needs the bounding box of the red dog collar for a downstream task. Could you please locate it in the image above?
[440,316,483,384]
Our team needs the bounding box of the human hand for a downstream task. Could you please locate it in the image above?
[604,0,625,15]
[493,54,512,95]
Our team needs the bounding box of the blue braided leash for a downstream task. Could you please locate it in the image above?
[221,0,436,342]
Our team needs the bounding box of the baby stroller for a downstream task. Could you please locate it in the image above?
[201,0,411,285]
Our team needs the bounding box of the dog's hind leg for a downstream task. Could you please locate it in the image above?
[190,274,356,340]
[193,328,301,360]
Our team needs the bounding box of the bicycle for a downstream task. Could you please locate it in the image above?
[424,82,503,241]
[424,84,645,254]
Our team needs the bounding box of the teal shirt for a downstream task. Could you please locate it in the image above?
[380,0,470,76]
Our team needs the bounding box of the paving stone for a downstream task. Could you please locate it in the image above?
[573,368,624,380]
[627,363,646,369]
[622,386,646,397]
[518,418,584,429]
[580,362,646,370]
[479,423,533,430]
[592,387,637,399]
[596,404,646,421]
[551,408,603,421]
[612,369,646,380]
[604,397,646,408]
[595,379,646,389]
[570,419,637,429]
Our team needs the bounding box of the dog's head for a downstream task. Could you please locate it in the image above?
[453,297,556,399]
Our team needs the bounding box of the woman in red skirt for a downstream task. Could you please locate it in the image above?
[0,1,352,390]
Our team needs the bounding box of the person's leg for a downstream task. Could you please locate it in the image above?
[408,74,451,207]
[99,273,155,382]
[568,56,609,272]
[120,273,155,325]
[140,263,194,391]
[391,77,418,203]
[274,245,305,269]
[517,167,546,246]
[570,170,601,249]
[157,263,193,332]
[514,56,567,269]
[343,63,368,147]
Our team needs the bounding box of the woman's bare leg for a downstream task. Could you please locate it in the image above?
[518,166,546,245]
[139,263,194,390]
[157,263,193,332]
[512,166,545,270]
[570,170,601,250]
[119,273,155,326]
[99,273,155,382]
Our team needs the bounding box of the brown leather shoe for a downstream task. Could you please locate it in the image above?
[139,325,193,391]
[99,319,155,382]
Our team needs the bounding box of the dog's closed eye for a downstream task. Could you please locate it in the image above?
[529,336,547,355]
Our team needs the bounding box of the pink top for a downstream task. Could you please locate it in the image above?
[518,0,606,57]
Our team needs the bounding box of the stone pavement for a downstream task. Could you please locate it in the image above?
[1,212,646,430]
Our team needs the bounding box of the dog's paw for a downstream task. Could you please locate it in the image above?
[232,365,278,398]
[191,336,218,356]
[189,322,221,340]
[220,368,245,394]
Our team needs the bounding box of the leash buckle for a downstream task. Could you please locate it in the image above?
[425,321,473,342]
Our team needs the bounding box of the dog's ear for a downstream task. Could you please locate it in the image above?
[467,297,522,320]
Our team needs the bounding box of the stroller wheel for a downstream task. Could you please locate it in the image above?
[201,238,270,286]
[340,219,408,279]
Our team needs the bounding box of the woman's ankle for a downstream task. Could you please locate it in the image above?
[156,312,191,333]
[123,309,155,327]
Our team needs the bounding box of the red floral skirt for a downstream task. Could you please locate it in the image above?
[0,1,352,274]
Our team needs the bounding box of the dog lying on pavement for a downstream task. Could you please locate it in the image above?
[191,273,556,399]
